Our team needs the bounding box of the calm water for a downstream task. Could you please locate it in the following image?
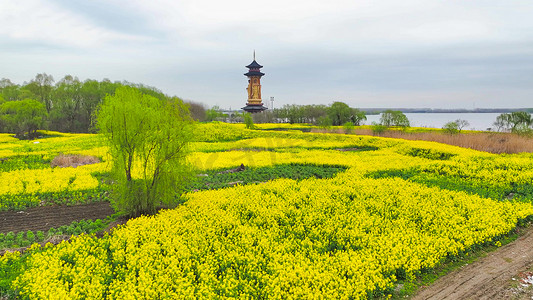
[364,113,502,131]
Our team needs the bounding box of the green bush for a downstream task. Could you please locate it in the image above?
[243,112,256,129]
[317,116,332,129]
[404,147,456,160]
[343,121,354,134]
[442,121,459,134]
[189,163,347,191]
[371,122,387,135]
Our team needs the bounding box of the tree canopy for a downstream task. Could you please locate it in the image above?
[380,110,410,128]
[494,111,532,134]
[96,86,195,217]
[275,102,365,126]
[0,99,47,139]
[0,74,193,134]
[327,102,352,126]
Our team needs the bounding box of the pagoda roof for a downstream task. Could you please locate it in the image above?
[246,60,263,69]
[244,70,265,77]
[242,104,268,113]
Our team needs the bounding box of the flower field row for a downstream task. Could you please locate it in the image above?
[9,171,533,298]
[0,124,472,210]
[1,123,533,298]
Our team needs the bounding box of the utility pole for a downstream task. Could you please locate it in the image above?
[270,96,274,110]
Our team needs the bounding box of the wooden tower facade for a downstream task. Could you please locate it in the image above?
[242,52,267,113]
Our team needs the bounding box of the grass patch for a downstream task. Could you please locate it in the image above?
[402,147,456,160]
[0,155,51,172]
[189,163,348,191]
[367,168,533,203]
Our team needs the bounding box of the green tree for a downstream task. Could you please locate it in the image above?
[0,99,47,139]
[80,79,106,132]
[317,115,332,129]
[0,95,3,132]
[442,121,459,134]
[302,104,327,124]
[96,86,194,217]
[327,102,352,126]
[243,112,256,129]
[25,73,55,113]
[206,106,224,122]
[380,110,410,128]
[493,111,532,133]
[443,119,469,134]
[277,104,305,124]
[350,108,367,126]
[50,75,83,132]
[0,78,22,101]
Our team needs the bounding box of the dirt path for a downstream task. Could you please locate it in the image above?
[413,225,533,300]
[0,202,114,234]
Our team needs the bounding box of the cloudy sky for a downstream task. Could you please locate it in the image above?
[1,0,532,109]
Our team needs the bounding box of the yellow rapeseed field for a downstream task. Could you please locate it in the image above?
[1,123,533,299]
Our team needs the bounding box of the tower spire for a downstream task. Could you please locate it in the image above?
[253,50,255,61]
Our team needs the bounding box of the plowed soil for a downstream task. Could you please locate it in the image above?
[0,202,114,234]
[413,225,533,300]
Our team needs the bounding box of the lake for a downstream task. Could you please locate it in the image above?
[364,113,502,131]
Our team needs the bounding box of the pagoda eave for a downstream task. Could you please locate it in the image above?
[242,105,268,113]
[244,71,265,77]
[245,60,263,68]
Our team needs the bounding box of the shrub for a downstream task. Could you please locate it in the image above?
[442,121,459,134]
[371,122,387,135]
[343,121,354,134]
[317,116,332,129]
[243,112,256,129]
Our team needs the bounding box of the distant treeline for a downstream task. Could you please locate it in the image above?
[208,103,368,127]
[0,74,206,135]
[359,108,533,114]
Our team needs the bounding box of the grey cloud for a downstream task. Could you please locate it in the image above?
[47,0,165,39]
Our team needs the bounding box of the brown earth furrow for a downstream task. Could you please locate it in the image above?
[413,226,533,300]
[0,202,114,234]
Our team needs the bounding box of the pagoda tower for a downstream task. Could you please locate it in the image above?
[242,52,267,113]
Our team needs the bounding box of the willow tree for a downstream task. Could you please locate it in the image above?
[380,110,410,128]
[96,86,194,217]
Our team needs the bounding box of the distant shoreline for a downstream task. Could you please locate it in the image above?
[359,108,533,114]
